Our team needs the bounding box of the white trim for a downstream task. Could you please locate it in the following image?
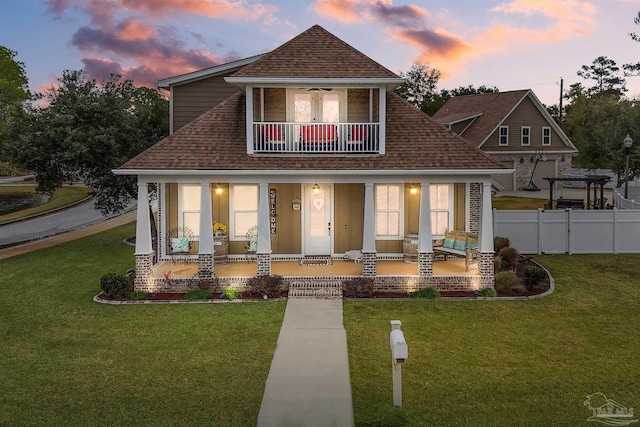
[135,182,152,255]
[465,183,471,232]
[157,54,265,88]
[521,126,531,146]
[498,125,509,146]
[418,182,433,253]
[246,84,254,154]
[542,126,551,146]
[378,86,386,155]
[484,150,576,155]
[225,77,403,91]
[374,184,404,240]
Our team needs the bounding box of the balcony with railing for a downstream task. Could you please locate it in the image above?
[252,122,380,154]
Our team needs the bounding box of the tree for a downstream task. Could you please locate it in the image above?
[577,56,626,97]
[7,71,169,214]
[395,63,441,113]
[624,11,640,76]
[0,46,30,152]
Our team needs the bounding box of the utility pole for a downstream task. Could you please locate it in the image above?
[558,77,563,123]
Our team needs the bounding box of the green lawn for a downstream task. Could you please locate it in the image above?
[0,223,285,426]
[345,255,640,426]
[0,185,92,224]
[492,196,547,210]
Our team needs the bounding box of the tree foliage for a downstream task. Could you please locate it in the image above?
[395,63,441,113]
[577,56,626,97]
[0,46,30,152]
[624,11,640,76]
[7,71,168,214]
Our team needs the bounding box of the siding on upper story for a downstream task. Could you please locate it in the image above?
[482,96,570,151]
[172,70,242,131]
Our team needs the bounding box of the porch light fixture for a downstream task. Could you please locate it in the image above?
[624,134,633,199]
[215,183,223,195]
[410,184,418,195]
[312,183,320,195]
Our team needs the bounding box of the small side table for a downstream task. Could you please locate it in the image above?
[213,234,228,264]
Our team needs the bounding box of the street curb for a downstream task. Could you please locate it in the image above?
[0,195,94,226]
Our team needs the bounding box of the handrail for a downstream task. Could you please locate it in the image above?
[252,122,380,153]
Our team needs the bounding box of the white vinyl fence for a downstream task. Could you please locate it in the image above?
[493,208,640,254]
[613,190,640,209]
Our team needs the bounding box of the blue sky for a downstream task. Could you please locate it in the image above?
[2,0,640,106]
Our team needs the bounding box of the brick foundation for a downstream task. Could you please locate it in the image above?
[362,252,376,277]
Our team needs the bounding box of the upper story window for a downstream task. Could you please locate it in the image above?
[375,184,403,239]
[521,126,531,146]
[499,126,509,146]
[542,126,551,146]
[230,184,258,241]
[178,184,201,239]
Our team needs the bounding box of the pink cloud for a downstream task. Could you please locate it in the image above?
[314,0,367,23]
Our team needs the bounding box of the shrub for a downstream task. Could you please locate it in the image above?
[223,288,237,300]
[499,246,520,270]
[100,273,129,297]
[196,275,220,293]
[342,277,374,298]
[477,287,497,297]
[185,289,213,300]
[128,291,148,300]
[494,255,503,272]
[494,236,511,253]
[523,266,547,290]
[246,275,283,298]
[126,268,136,292]
[409,287,440,299]
[494,271,521,293]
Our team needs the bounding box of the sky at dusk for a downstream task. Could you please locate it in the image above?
[2,0,640,107]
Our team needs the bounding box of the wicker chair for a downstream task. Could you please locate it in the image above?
[166,226,193,264]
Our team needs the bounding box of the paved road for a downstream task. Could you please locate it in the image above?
[0,198,135,248]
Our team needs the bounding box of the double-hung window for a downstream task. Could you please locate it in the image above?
[230,184,258,240]
[542,126,551,146]
[499,125,509,146]
[430,184,452,237]
[178,184,201,239]
[521,126,531,146]
[375,184,402,238]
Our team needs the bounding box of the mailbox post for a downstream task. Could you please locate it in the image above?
[390,320,408,407]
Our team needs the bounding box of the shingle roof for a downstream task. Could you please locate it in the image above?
[432,90,530,147]
[230,25,400,79]
[120,92,505,171]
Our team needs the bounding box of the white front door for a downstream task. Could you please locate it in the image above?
[304,184,332,255]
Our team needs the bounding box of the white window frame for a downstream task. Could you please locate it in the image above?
[430,184,454,238]
[542,126,551,146]
[521,126,531,146]
[229,184,259,241]
[498,125,509,146]
[178,183,201,240]
[375,184,404,240]
[286,88,347,123]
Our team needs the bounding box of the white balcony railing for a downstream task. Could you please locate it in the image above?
[252,122,380,154]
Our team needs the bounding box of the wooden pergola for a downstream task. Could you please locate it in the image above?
[543,175,612,210]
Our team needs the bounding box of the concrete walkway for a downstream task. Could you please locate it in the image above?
[257,299,354,427]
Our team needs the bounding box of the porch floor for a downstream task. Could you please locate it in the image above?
[153,258,478,278]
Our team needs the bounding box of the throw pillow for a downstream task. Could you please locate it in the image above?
[443,237,455,249]
[170,237,189,253]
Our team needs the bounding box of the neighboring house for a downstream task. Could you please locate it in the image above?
[433,90,578,191]
[115,25,508,293]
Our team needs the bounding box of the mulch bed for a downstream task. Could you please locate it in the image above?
[98,290,288,302]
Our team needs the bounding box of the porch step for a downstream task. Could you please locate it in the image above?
[288,280,343,299]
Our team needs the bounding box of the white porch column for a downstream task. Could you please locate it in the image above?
[418,182,434,279]
[378,86,386,154]
[135,181,152,255]
[198,182,214,254]
[256,182,272,276]
[478,181,494,252]
[246,84,254,154]
[362,182,377,277]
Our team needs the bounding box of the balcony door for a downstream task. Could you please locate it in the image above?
[290,89,344,124]
[304,184,332,256]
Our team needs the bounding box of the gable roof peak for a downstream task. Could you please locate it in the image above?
[229,24,401,80]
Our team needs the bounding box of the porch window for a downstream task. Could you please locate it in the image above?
[430,184,452,237]
[542,126,551,145]
[375,184,402,238]
[178,184,200,239]
[230,184,258,240]
[499,126,509,146]
[521,126,531,146]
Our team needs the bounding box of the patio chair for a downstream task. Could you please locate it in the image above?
[244,225,258,262]
[261,123,286,151]
[300,124,338,151]
[166,226,193,264]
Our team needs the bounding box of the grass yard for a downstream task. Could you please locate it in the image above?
[0,223,285,426]
[0,185,92,224]
[345,254,640,426]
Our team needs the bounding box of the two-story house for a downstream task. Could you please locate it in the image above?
[115,25,508,294]
[433,90,578,191]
